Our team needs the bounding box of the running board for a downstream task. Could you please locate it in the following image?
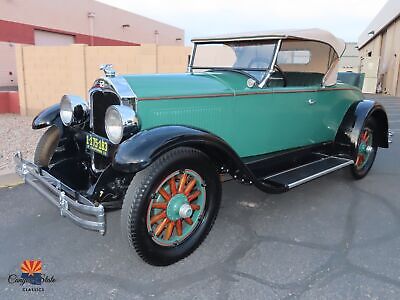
[262,156,353,189]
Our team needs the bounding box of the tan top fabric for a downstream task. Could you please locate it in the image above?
[192,28,346,58]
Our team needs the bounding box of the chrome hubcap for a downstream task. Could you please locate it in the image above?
[179,203,193,219]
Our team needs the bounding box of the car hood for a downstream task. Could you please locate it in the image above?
[122,72,248,100]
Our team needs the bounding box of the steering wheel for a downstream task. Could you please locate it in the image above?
[271,64,287,87]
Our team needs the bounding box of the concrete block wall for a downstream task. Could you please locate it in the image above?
[15,44,192,116]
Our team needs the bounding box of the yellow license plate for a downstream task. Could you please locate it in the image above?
[86,134,109,156]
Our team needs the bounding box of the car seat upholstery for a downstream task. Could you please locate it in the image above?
[269,72,324,87]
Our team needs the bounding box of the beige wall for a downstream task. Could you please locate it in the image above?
[1,0,184,46]
[360,17,400,96]
[16,44,191,116]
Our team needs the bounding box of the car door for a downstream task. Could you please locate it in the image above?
[233,85,319,158]
[272,85,323,146]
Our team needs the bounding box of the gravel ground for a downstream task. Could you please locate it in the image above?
[0,114,43,172]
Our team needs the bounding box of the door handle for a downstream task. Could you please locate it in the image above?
[308,99,317,105]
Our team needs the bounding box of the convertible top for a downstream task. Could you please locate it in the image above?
[192,28,346,58]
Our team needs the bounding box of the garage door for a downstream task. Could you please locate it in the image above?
[34,30,75,46]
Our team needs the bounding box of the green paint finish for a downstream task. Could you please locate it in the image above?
[129,71,363,157]
[123,73,236,99]
[166,194,188,221]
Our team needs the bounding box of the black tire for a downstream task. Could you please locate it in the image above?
[34,125,61,167]
[121,147,221,266]
[350,118,378,179]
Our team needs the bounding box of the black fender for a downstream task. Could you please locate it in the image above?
[32,104,63,131]
[112,125,286,194]
[335,100,389,158]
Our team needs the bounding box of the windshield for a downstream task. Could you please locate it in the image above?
[191,41,277,81]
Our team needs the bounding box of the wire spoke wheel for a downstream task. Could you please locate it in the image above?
[146,169,206,247]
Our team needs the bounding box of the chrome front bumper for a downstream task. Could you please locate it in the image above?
[14,152,105,235]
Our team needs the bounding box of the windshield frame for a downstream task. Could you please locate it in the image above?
[188,40,281,86]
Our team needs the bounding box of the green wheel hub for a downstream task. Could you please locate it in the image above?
[146,169,206,247]
[166,194,191,221]
[355,128,373,170]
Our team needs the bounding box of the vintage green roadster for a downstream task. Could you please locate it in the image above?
[15,29,389,265]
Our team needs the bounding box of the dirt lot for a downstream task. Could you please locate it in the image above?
[0,114,43,173]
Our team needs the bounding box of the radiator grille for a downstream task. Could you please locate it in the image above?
[90,90,120,170]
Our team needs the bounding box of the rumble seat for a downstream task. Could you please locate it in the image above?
[270,72,324,87]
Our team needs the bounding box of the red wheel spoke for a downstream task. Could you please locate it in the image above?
[176,219,182,236]
[190,204,200,211]
[169,177,177,196]
[164,221,175,240]
[361,130,369,141]
[151,202,167,209]
[150,211,166,225]
[188,190,201,202]
[155,218,169,236]
[355,154,364,166]
[178,173,187,193]
[184,179,197,196]
[159,188,171,202]
[184,217,193,225]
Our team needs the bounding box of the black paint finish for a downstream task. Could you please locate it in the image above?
[32,103,62,130]
[112,125,288,194]
[335,100,389,159]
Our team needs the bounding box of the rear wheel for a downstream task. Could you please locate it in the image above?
[350,118,378,179]
[121,147,221,266]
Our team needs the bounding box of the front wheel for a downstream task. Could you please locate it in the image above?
[121,147,221,266]
[350,118,378,179]
[34,125,61,167]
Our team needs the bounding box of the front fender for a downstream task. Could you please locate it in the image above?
[335,99,389,157]
[112,125,241,173]
[32,104,63,130]
[112,125,289,194]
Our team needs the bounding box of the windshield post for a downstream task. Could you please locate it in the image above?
[187,44,197,73]
[258,39,282,88]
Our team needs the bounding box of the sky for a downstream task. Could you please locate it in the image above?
[98,0,388,44]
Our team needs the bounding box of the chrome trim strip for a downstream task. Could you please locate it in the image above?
[262,156,332,180]
[138,93,235,101]
[137,87,357,101]
[14,152,106,235]
[259,39,282,88]
[287,159,354,189]
[108,76,137,99]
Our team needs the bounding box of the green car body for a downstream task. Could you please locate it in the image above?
[125,72,363,157]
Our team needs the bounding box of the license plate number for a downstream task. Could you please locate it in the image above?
[86,134,109,157]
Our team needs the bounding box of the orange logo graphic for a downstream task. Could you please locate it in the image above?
[21,260,42,277]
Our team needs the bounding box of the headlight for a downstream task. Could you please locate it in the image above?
[60,95,89,126]
[105,105,139,144]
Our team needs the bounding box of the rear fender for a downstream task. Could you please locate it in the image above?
[335,100,389,157]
